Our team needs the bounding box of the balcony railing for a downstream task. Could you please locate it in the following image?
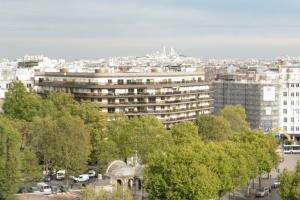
[36,79,210,88]
[71,90,212,98]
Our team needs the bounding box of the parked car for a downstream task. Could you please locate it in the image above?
[29,186,41,193]
[17,186,27,193]
[56,169,66,180]
[255,187,270,197]
[59,185,69,192]
[87,170,96,178]
[272,181,281,188]
[71,174,89,182]
[44,175,52,182]
[50,185,58,193]
[37,182,51,193]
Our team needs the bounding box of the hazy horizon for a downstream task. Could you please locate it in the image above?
[2,0,300,60]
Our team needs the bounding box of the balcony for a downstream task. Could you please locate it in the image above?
[36,79,210,89]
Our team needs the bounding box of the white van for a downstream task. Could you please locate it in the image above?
[56,170,66,180]
[72,174,89,182]
[37,182,51,193]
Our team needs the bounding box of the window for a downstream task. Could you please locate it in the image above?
[128,98,134,103]
[292,100,295,105]
[108,79,112,84]
[283,100,287,105]
[137,89,144,94]
[149,97,156,103]
[161,106,165,109]
[137,106,145,112]
[291,84,295,87]
[296,126,299,131]
[296,109,299,114]
[137,98,144,103]
[98,98,102,102]
[119,99,125,104]
[291,117,294,122]
[161,97,165,100]
[291,126,294,131]
[283,109,287,114]
[108,89,115,95]
[291,92,295,97]
[108,99,115,104]
[108,108,115,113]
[118,79,124,85]
[128,88,134,94]
[284,117,287,122]
[297,84,299,87]
[146,79,154,83]
[297,92,299,97]
[284,126,287,131]
[283,92,287,97]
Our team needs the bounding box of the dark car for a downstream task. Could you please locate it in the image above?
[28,186,41,193]
[17,186,27,193]
[59,185,68,192]
[51,185,59,193]
[44,175,52,182]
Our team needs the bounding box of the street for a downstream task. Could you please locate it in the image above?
[256,154,300,200]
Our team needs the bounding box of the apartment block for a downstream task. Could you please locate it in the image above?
[34,68,213,128]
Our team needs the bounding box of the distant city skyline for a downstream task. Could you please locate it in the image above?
[2,0,300,60]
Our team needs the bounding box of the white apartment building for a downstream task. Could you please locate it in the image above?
[34,68,213,128]
[279,64,300,139]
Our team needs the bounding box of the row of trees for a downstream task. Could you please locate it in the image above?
[279,160,300,200]
[0,81,278,199]
[144,106,278,199]
[0,81,172,199]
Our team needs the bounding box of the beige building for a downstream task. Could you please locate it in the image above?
[34,68,213,128]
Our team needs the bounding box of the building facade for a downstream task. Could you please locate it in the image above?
[279,64,300,138]
[34,69,213,127]
[214,74,281,131]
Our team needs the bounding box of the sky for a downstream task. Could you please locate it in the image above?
[1,0,300,60]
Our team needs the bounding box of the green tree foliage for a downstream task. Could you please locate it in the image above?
[47,91,77,111]
[109,115,172,163]
[145,116,278,199]
[3,81,43,121]
[145,144,220,200]
[122,115,172,162]
[26,114,91,176]
[279,160,300,200]
[0,117,21,200]
[20,148,41,183]
[279,168,294,200]
[198,142,234,192]
[70,101,117,172]
[170,121,198,144]
[55,114,91,175]
[196,114,231,140]
[218,105,250,132]
[219,141,249,188]
[26,116,58,169]
[81,186,134,200]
